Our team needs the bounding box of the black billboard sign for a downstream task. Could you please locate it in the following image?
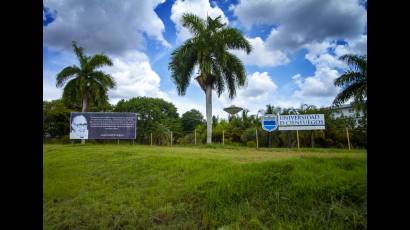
[70,112,137,139]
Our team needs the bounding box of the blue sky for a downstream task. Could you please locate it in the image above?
[43,0,367,118]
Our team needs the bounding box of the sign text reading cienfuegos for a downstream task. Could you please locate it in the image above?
[278,114,325,130]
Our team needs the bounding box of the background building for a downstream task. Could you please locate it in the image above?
[329,104,365,127]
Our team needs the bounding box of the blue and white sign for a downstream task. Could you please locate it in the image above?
[261,114,278,132]
[278,114,325,130]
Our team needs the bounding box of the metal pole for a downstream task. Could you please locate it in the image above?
[171,131,173,147]
[256,128,258,149]
[222,130,224,146]
[150,133,152,146]
[194,129,197,145]
[346,127,351,150]
[117,139,119,145]
[296,130,300,149]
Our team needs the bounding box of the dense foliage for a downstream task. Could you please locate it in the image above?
[44,96,366,148]
[113,97,182,145]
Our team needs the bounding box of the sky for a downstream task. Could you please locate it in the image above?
[43,0,367,119]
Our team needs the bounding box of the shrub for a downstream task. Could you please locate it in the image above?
[246,141,256,148]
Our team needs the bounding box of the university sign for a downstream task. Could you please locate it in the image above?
[261,114,325,132]
[278,114,325,130]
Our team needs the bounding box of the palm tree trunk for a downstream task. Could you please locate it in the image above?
[205,84,212,144]
[81,95,88,144]
[82,96,88,112]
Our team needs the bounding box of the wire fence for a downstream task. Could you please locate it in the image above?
[44,126,367,150]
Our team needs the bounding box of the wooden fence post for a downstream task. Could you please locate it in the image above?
[346,127,351,150]
[296,130,300,149]
[256,128,258,149]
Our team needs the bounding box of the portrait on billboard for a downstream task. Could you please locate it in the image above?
[70,115,89,139]
[69,112,137,140]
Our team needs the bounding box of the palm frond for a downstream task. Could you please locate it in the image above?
[56,66,81,87]
[223,52,246,86]
[334,71,365,87]
[90,71,116,89]
[169,39,198,95]
[218,52,246,99]
[218,28,252,54]
[339,54,367,73]
[62,78,82,105]
[181,13,206,36]
[87,54,113,70]
[171,13,252,102]
[207,15,225,31]
[211,57,224,96]
[334,53,367,109]
[333,81,366,106]
[71,41,88,67]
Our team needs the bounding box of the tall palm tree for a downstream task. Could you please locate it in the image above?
[333,54,367,111]
[56,41,116,113]
[169,13,252,144]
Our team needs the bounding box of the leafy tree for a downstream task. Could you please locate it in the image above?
[181,109,204,132]
[43,100,70,139]
[169,13,252,144]
[56,41,115,113]
[333,54,367,111]
[114,97,182,144]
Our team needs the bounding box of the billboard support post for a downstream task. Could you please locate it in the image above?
[256,128,258,149]
[296,130,300,149]
[346,127,351,150]
[151,133,153,146]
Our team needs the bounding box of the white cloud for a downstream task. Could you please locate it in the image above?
[43,0,170,55]
[169,95,206,117]
[101,51,168,103]
[281,35,367,108]
[232,0,367,52]
[43,51,77,101]
[304,41,346,69]
[215,72,278,117]
[335,35,368,57]
[293,67,340,98]
[43,70,63,101]
[231,37,289,67]
[231,0,282,29]
[303,35,367,71]
[170,0,229,43]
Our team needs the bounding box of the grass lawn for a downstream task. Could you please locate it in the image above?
[43,144,367,229]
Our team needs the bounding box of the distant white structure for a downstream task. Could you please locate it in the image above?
[223,105,243,116]
[329,104,365,127]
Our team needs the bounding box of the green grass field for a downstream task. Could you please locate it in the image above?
[43,144,367,229]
